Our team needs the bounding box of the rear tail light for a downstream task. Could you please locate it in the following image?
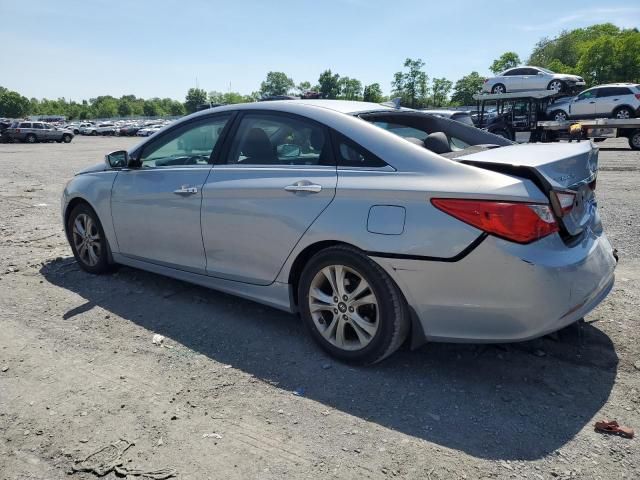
[635,93,640,100]
[431,198,559,244]
[550,190,576,216]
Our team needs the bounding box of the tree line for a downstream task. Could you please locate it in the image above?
[1,23,638,120]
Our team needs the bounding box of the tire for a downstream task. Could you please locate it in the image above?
[297,245,409,364]
[66,203,113,274]
[547,80,565,93]
[491,83,506,94]
[629,130,640,151]
[62,134,72,143]
[550,110,568,122]
[25,134,37,144]
[614,106,634,120]
[91,130,97,136]
[74,129,79,135]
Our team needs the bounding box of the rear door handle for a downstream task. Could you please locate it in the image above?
[173,185,198,195]
[284,181,322,193]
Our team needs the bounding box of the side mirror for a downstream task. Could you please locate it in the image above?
[105,150,129,168]
[277,143,301,158]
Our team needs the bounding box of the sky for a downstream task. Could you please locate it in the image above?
[1,0,639,102]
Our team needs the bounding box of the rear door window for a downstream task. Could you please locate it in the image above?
[32,123,44,129]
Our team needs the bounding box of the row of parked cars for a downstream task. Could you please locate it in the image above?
[63,120,174,137]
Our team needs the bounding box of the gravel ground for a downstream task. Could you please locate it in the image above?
[0,136,638,480]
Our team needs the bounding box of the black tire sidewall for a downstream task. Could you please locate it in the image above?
[67,203,112,274]
[615,107,633,119]
[26,134,36,143]
[629,131,640,150]
[298,248,404,364]
[552,110,567,121]
[63,134,72,143]
[492,84,505,94]
[548,80,564,92]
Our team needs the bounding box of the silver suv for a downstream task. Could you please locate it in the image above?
[4,121,74,143]
[546,84,640,121]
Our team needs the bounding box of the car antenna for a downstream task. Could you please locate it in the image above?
[382,97,402,109]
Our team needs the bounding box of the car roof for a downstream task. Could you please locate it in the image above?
[190,99,404,118]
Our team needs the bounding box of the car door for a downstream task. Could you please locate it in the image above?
[31,122,45,139]
[111,114,232,273]
[519,68,538,90]
[569,89,598,118]
[596,87,630,117]
[201,111,337,285]
[42,123,56,140]
[501,68,522,91]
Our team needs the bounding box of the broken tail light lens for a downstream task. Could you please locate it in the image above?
[431,198,559,244]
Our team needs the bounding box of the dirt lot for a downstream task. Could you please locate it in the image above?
[1,136,639,480]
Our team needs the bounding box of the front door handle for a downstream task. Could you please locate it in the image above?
[284,181,322,194]
[173,185,198,195]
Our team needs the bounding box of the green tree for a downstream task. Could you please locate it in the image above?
[143,100,161,117]
[0,89,30,117]
[118,99,133,117]
[184,87,208,113]
[259,71,294,97]
[338,77,362,100]
[317,69,341,99]
[91,96,118,118]
[431,77,453,107]
[168,101,186,116]
[209,91,254,105]
[362,83,384,103]
[296,81,312,95]
[391,58,429,108]
[450,72,485,106]
[489,52,521,74]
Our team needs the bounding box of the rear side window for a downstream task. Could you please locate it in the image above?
[20,122,31,128]
[332,132,387,169]
[32,123,43,129]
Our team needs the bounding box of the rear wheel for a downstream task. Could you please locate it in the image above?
[67,203,113,274]
[629,130,640,151]
[298,245,409,364]
[491,83,506,94]
[550,110,568,122]
[25,134,36,143]
[614,107,634,120]
[547,80,565,92]
[62,134,72,143]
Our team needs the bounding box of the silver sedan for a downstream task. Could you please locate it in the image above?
[482,66,585,94]
[62,100,616,363]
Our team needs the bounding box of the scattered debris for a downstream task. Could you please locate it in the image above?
[72,438,176,478]
[1,366,8,372]
[152,334,165,346]
[594,420,634,439]
[202,433,223,439]
[634,360,640,371]
[293,387,305,396]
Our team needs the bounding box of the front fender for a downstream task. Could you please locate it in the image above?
[62,171,119,253]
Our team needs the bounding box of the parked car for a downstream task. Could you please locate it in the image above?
[419,109,475,126]
[83,123,118,136]
[62,100,616,364]
[546,83,640,121]
[3,121,74,143]
[482,66,585,94]
[119,125,141,136]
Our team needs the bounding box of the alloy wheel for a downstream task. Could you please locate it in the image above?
[616,109,631,120]
[549,80,563,92]
[308,264,379,351]
[72,213,102,267]
[554,111,567,122]
[632,133,640,149]
[493,85,505,94]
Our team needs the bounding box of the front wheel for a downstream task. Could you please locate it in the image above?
[67,203,113,274]
[62,134,72,143]
[298,246,409,364]
[550,110,568,122]
[25,134,36,143]
[547,80,565,92]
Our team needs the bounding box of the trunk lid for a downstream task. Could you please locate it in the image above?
[456,142,598,237]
